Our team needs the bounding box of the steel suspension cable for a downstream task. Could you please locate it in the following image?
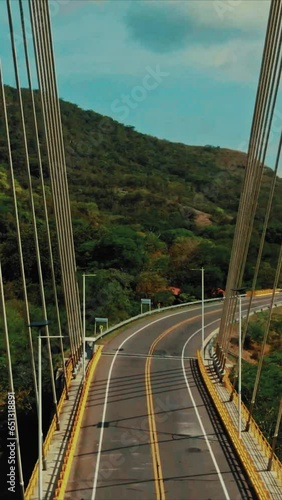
[229,131,282,400]
[6,0,60,429]
[223,11,282,355]
[43,0,83,359]
[218,0,282,353]
[245,242,282,430]
[0,61,38,403]
[18,0,68,398]
[0,259,25,499]
[28,3,76,367]
[29,0,82,365]
[30,0,80,365]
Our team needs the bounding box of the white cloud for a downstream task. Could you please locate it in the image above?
[166,0,271,32]
[22,0,270,86]
[176,37,264,83]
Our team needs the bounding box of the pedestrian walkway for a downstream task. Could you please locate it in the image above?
[40,371,83,500]
[27,364,84,500]
[203,343,282,500]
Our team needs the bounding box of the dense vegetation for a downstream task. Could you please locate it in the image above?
[242,309,282,459]
[0,85,282,489]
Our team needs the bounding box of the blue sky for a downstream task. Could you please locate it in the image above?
[1,0,281,173]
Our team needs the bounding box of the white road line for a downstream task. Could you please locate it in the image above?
[90,296,273,499]
[90,307,212,500]
[181,318,231,500]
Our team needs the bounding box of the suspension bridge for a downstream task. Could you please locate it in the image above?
[0,0,282,499]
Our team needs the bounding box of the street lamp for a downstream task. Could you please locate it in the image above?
[28,322,65,500]
[28,320,49,500]
[191,267,205,350]
[231,288,245,439]
[82,273,96,382]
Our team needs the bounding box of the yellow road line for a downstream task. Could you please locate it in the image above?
[145,315,202,500]
[145,308,221,499]
[145,354,165,499]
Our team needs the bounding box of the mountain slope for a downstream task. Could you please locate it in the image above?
[0,85,282,315]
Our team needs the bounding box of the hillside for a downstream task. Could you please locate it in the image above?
[1,86,282,318]
[1,85,282,486]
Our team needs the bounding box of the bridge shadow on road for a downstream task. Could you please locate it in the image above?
[191,359,256,499]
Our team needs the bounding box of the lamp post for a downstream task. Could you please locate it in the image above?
[82,273,96,382]
[231,288,245,439]
[191,267,205,350]
[238,293,242,439]
[29,322,64,499]
[28,320,50,500]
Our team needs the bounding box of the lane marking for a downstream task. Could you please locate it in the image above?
[144,313,220,500]
[181,318,231,500]
[145,349,166,499]
[144,314,232,499]
[90,296,272,499]
[90,307,217,500]
[102,351,196,360]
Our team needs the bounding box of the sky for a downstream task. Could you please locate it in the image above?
[0,0,281,173]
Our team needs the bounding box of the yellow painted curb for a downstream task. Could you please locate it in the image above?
[25,359,74,500]
[53,346,102,499]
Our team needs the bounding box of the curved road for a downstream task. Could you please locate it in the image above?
[65,297,274,500]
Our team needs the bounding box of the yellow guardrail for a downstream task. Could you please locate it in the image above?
[24,358,75,500]
[246,289,281,297]
[198,352,271,499]
[223,372,282,485]
[53,346,102,499]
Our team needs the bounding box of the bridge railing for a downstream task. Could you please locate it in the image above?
[197,351,271,499]
[53,346,102,499]
[246,289,281,296]
[223,373,282,484]
[92,296,223,343]
[24,358,74,499]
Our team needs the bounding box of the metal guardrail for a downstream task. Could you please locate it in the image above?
[53,346,102,499]
[93,291,282,345]
[24,359,74,499]
[246,289,281,297]
[197,351,271,500]
[223,374,282,484]
[93,296,223,343]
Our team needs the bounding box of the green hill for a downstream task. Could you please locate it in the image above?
[1,85,282,485]
[1,85,282,322]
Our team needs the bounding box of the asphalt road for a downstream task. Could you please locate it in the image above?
[65,296,276,500]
